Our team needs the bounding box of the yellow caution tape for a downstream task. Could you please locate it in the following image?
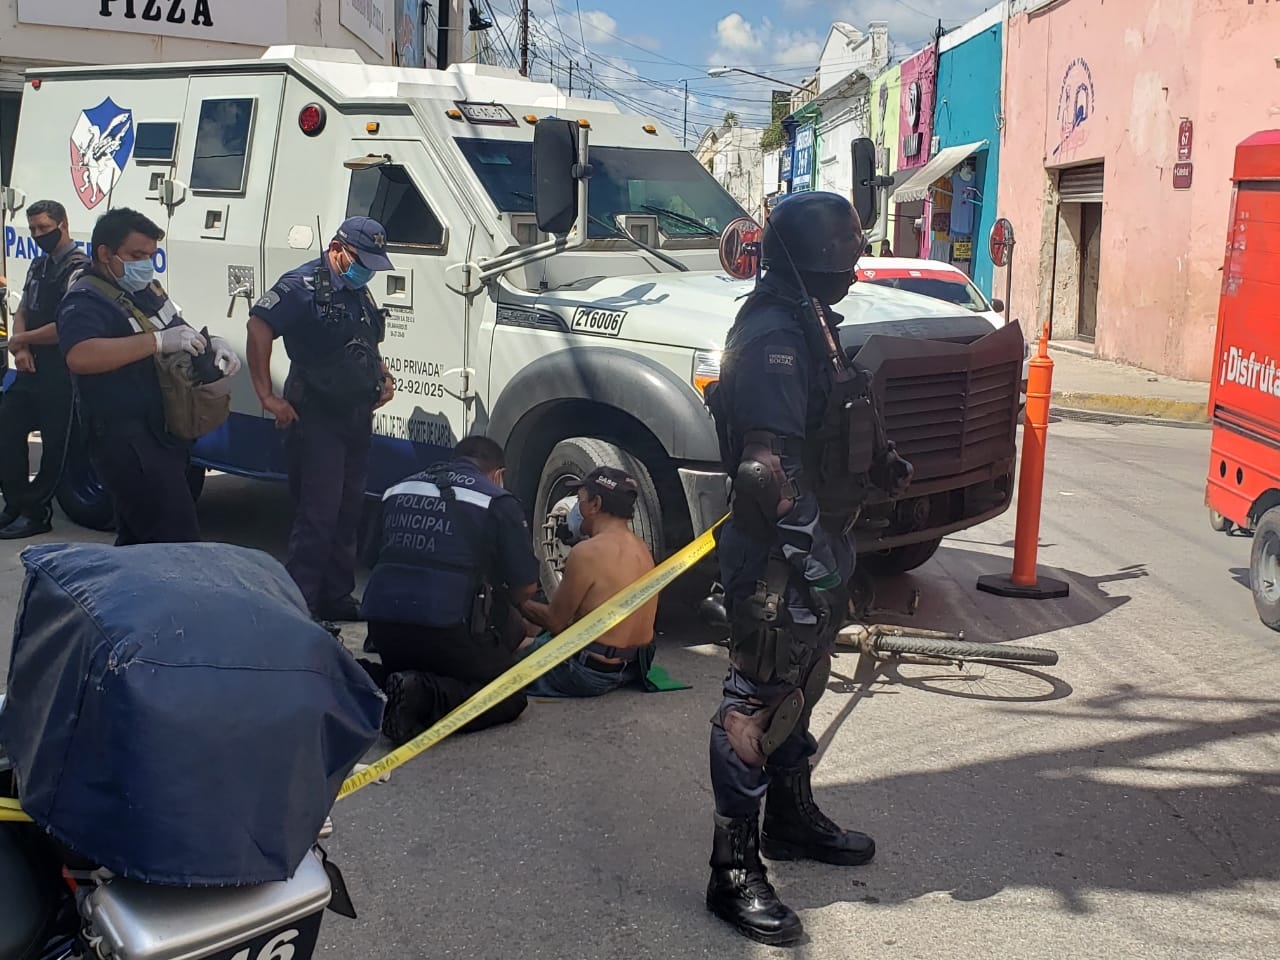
[0,797,30,823]
[0,515,725,824]
[336,515,726,801]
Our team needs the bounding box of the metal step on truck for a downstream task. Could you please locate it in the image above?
[0,45,1024,588]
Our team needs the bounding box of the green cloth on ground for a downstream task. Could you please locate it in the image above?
[643,663,692,692]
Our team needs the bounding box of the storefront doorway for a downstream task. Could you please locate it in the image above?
[1050,162,1104,343]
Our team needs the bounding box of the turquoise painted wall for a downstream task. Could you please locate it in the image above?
[934,20,1003,297]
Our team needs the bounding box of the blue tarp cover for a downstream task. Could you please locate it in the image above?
[0,541,384,886]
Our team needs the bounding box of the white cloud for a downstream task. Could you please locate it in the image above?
[716,13,764,52]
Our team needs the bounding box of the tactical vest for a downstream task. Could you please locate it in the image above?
[21,248,90,377]
[23,248,90,329]
[288,265,386,415]
[707,288,887,522]
[363,465,513,635]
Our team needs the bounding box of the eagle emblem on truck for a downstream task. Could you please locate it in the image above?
[70,98,135,210]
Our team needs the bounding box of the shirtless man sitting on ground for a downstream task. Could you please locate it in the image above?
[519,466,656,697]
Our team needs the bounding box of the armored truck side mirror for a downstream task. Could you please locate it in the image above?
[851,138,879,232]
[533,119,581,236]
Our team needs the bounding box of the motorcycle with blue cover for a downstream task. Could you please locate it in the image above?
[1,698,358,960]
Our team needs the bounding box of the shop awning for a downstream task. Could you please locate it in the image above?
[891,140,989,205]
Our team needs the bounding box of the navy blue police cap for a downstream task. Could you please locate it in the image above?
[335,216,395,271]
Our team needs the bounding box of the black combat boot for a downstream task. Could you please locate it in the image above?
[761,764,876,866]
[706,813,804,946]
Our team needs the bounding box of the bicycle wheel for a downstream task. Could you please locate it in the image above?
[872,634,1059,667]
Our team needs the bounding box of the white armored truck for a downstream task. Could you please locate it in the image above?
[1,46,1024,583]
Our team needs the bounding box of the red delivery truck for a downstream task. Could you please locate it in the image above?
[1205,130,1280,631]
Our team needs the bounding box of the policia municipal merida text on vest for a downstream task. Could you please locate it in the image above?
[365,466,516,643]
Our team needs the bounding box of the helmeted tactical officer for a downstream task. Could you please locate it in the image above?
[247,217,396,624]
[360,436,539,743]
[0,200,89,539]
[703,191,913,946]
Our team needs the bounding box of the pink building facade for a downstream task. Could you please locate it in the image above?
[893,46,938,257]
[996,0,1280,381]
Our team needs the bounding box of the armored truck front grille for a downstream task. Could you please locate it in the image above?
[850,320,1025,485]
[881,360,1020,480]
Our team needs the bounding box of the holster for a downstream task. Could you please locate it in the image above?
[727,553,821,686]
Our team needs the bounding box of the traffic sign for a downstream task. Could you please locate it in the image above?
[990,217,1015,268]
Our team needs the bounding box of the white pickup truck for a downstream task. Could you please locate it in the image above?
[0,45,1024,582]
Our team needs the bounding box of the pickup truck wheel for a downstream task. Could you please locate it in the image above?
[1250,508,1280,631]
[534,437,665,595]
[55,424,115,532]
[859,538,943,577]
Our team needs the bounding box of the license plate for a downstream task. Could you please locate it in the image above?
[206,910,323,960]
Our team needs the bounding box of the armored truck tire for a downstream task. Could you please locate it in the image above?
[534,436,665,595]
[1250,507,1280,631]
[56,433,208,533]
[55,425,115,532]
[858,538,943,577]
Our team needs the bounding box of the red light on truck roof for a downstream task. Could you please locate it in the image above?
[298,103,326,137]
[30,79,41,90]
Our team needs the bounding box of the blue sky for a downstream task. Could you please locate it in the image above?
[485,0,1000,139]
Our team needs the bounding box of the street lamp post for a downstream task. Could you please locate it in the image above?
[706,66,809,92]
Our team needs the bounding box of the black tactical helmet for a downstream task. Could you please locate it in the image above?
[762,191,865,276]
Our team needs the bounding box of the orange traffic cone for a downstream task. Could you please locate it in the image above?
[977,323,1070,600]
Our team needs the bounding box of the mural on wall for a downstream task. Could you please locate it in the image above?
[397,0,424,67]
[897,48,936,171]
[1053,57,1095,161]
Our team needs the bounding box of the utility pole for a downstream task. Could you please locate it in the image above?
[683,79,689,149]
[519,0,529,77]
[568,61,574,96]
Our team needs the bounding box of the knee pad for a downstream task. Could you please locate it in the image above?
[719,689,805,768]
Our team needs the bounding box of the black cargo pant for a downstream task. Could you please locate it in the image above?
[0,365,74,523]
[365,607,529,733]
[88,418,202,546]
[284,403,372,616]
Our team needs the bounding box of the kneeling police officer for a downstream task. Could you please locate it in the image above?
[703,191,913,946]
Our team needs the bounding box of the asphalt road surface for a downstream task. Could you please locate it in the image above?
[1,417,1276,960]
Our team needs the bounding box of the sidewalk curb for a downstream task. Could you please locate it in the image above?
[1050,390,1209,425]
[1050,404,1212,430]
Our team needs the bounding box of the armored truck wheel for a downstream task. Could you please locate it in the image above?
[55,423,115,532]
[534,437,665,595]
[858,538,943,577]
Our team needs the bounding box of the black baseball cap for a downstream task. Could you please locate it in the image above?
[567,466,639,515]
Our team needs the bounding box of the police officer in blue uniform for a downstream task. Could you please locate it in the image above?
[58,207,241,546]
[0,200,89,539]
[703,192,913,946]
[359,436,539,743]
[247,217,396,624]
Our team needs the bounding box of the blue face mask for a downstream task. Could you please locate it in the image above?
[116,256,155,293]
[342,260,375,289]
[566,500,584,539]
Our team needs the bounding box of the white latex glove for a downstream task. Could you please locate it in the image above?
[209,336,242,377]
[154,325,207,357]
